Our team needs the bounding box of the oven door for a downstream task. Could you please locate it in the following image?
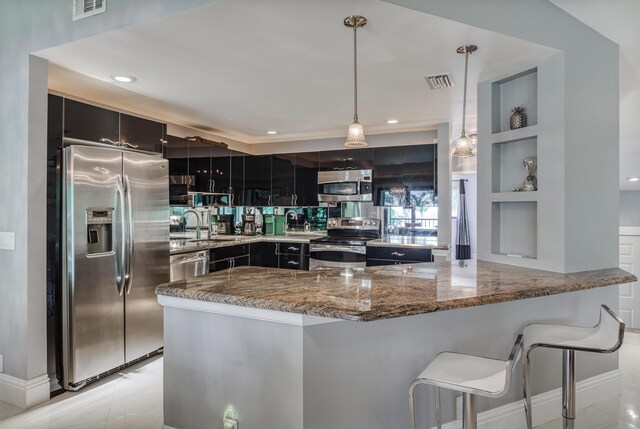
[309,244,367,269]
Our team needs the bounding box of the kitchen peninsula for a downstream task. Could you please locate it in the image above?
[157,262,635,429]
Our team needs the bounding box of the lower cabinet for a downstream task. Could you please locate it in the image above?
[210,244,250,272]
[365,246,433,266]
[275,242,309,271]
[250,242,278,268]
[209,241,311,271]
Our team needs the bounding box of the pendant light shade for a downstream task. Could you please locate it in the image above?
[346,121,367,147]
[344,15,367,148]
[453,44,478,158]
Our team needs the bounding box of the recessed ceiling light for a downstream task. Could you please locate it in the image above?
[267,130,278,135]
[112,75,136,83]
[386,119,399,124]
[627,177,640,182]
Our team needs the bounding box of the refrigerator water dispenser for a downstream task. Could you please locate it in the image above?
[86,208,113,254]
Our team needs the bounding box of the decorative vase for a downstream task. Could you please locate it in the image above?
[510,107,527,130]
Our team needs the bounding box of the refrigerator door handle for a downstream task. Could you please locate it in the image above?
[124,175,135,295]
[116,175,126,296]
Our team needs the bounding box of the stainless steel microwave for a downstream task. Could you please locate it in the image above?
[317,169,373,203]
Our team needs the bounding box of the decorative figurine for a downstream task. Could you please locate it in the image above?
[513,156,537,192]
[510,107,527,130]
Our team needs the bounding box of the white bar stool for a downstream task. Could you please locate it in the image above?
[522,305,625,429]
[409,335,524,429]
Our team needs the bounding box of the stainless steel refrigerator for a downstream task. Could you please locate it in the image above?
[62,144,169,390]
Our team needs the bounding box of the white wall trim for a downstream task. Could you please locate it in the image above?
[620,226,640,236]
[158,295,342,326]
[433,369,621,429]
[0,373,49,409]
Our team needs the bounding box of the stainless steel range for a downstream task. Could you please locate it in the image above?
[310,217,380,269]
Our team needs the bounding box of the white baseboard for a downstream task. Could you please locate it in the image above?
[0,372,50,409]
[434,369,621,429]
[162,425,178,429]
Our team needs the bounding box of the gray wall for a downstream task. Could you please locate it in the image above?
[383,0,620,270]
[620,191,640,226]
[0,0,219,386]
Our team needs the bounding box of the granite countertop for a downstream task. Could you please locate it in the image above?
[368,235,449,250]
[156,261,636,322]
[170,232,326,255]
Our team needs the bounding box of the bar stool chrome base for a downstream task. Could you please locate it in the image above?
[522,305,624,429]
[409,335,523,429]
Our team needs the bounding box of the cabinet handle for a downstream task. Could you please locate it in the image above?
[288,246,300,252]
[275,243,279,255]
[288,260,300,266]
[268,195,272,206]
[294,194,298,206]
[391,252,405,257]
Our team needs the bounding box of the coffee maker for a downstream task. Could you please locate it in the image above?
[242,209,256,236]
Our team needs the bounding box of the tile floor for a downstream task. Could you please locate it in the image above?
[0,334,638,428]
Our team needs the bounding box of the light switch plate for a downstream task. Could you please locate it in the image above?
[0,232,15,251]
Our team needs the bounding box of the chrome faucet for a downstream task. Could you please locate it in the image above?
[182,209,202,239]
[285,210,298,231]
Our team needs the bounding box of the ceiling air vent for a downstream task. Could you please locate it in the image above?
[73,0,106,21]
[425,73,455,90]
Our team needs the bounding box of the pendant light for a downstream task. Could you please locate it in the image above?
[344,15,368,148]
[453,44,478,158]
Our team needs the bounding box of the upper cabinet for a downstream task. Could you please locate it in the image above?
[230,152,245,206]
[62,98,165,154]
[244,155,272,206]
[120,113,165,153]
[373,145,437,207]
[294,152,319,206]
[272,154,295,206]
[319,148,373,171]
[64,99,119,144]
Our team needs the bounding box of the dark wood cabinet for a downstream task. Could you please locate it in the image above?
[120,113,164,153]
[402,145,437,205]
[372,145,437,207]
[210,244,251,272]
[373,147,405,206]
[230,152,244,206]
[275,242,309,270]
[366,246,433,266]
[64,98,119,144]
[319,148,373,171]
[210,147,231,194]
[244,155,272,206]
[272,154,295,206]
[250,242,277,267]
[63,98,165,154]
[294,152,319,206]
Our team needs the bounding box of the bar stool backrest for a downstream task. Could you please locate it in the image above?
[595,305,625,353]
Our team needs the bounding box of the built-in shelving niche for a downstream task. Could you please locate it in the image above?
[491,201,537,259]
[491,68,538,134]
[491,136,537,193]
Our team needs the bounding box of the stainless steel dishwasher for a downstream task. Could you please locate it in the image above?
[170,250,210,282]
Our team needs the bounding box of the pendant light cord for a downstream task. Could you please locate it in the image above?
[461,48,469,135]
[353,22,358,123]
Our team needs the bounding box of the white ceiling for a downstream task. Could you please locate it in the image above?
[549,0,640,191]
[37,0,556,145]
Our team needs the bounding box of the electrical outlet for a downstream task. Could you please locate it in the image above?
[456,395,462,420]
[0,232,15,251]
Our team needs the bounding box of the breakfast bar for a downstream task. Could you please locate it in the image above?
[157,262,635,429]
